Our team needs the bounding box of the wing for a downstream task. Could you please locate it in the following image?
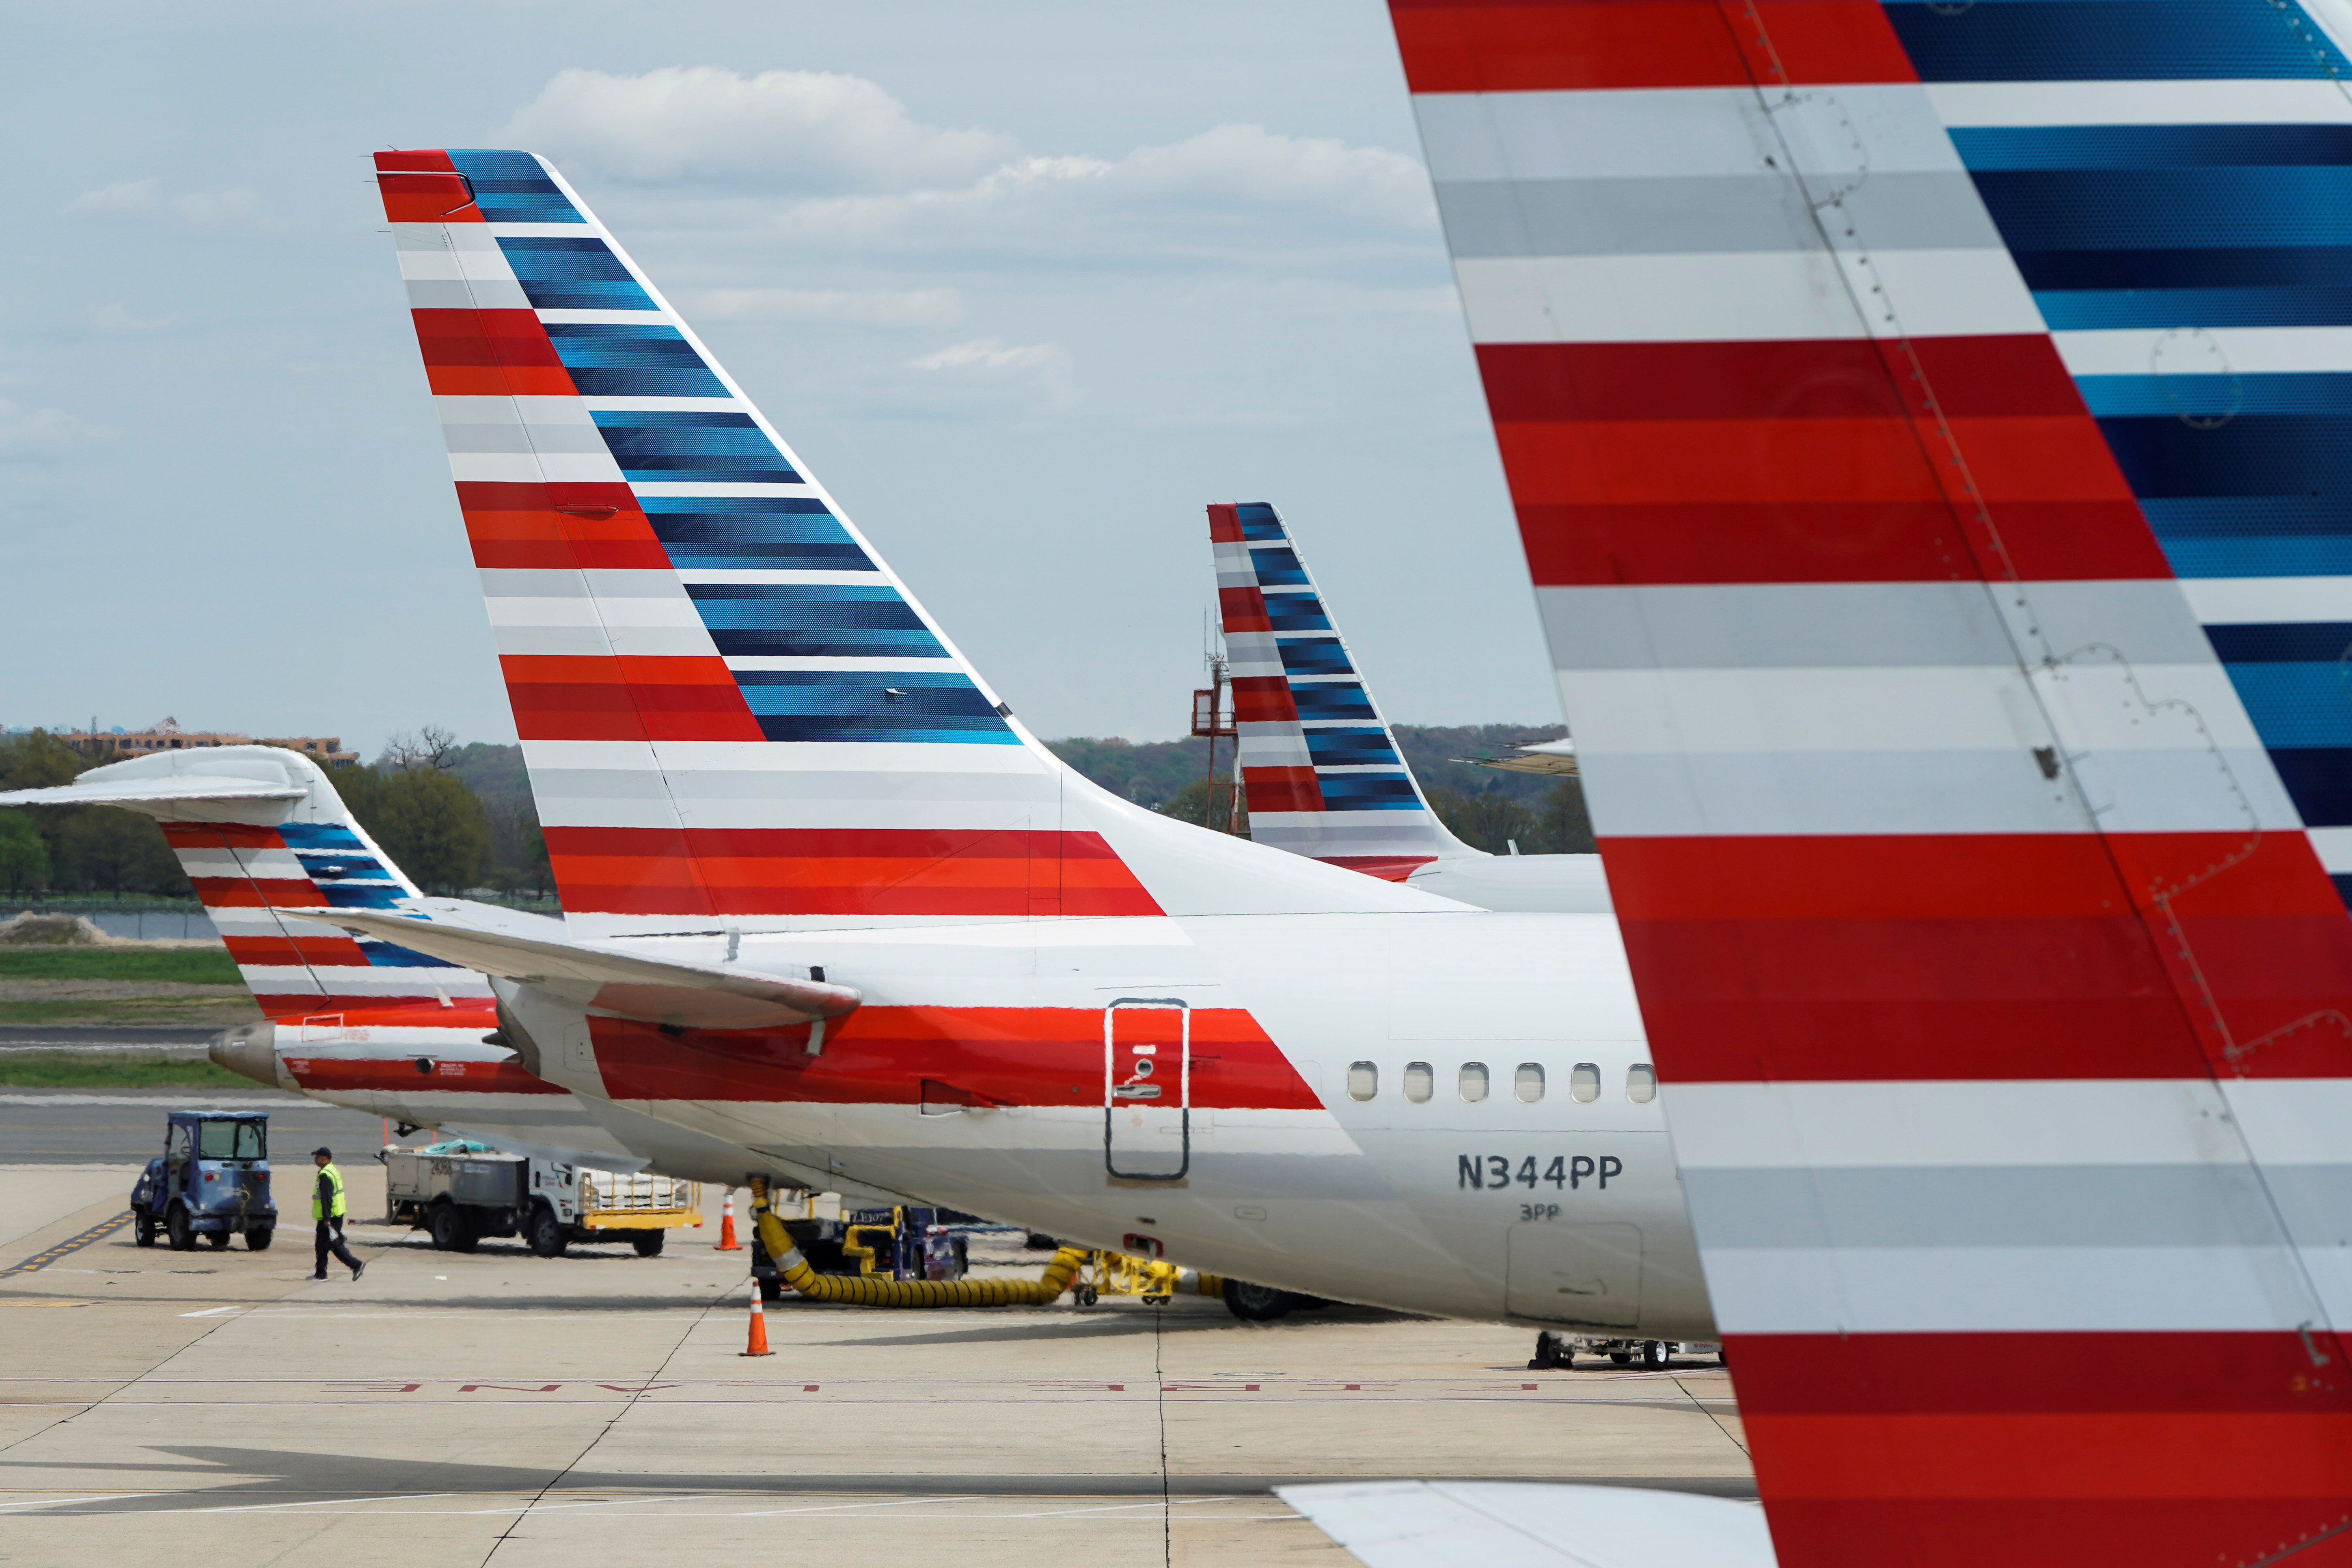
[1277,1481,1775,1568]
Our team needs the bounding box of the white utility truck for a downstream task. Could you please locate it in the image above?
[381,1142,701,1257]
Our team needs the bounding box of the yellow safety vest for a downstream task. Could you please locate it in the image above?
[313,1163,347,1221]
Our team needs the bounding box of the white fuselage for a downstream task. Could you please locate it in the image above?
[498,907,1711,1337]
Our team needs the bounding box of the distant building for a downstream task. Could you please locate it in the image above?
[59,719,357,766]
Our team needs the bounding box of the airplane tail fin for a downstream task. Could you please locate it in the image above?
[1393,0,2352,1561]
[1209,502,1476,879]
[0,747,489,1015]
[372,151,1461,932]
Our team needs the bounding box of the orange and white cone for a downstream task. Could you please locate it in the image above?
[740,1279,773,1357]
[716,1187,742,1251]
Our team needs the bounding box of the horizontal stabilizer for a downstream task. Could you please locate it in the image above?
[267,905,861,1031]
[1276,1481,1774,1568]
[0,774,304,809]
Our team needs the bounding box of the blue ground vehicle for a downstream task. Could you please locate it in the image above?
[131,1110,276,1251]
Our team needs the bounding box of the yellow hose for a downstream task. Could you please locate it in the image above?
[748,1181,1088,1307]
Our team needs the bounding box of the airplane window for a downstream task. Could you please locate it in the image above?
[1570,1063,1601,1102]
[1459,1063,1489,1102]
[1627,1063,1657,1103]
[1515,1063,1545,1102]
[1347,1061,1378,1101]
[1403,1062,1433,1103]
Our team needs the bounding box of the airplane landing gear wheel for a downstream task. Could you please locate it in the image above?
[1528,1332,1572,1370]
[1222,1279,1293,1322]
[1640,1340,1672,1372]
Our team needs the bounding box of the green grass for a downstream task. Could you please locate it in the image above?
[0,1052,253,1089]
[0,1000,259,1026]
[0,949,241,983]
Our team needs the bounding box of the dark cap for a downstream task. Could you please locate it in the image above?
[312,1146,332,1158]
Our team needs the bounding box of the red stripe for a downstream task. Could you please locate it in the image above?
[1608,834,2352,1080]
[188,878,327,909]
[1478,341,2173,585]
[375,170,483,225]
[1318,855,1438,881]
[410,309,574,397]
[501,654,764,744]
[1230,675,1299,724]
[543,827,1163,919]
[1388,0,1916,93]
[1218,585,1272,634]
[1730,1332,2352,1416]
[1761,1499,2352,1568]
[160,823,285,851]
[256,991,453,1014]
[1241,767,1325,813]
[588,1006,1318,1110]
[224,937,369,968]
[284,1058,568,1096]
[458,481,671,571]
[267,1003,498,1029]
[1207,503,1245,544]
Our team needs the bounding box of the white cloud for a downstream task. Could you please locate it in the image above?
[494,66,1018,191]
[64,178,265,231]
[1116,125,1435,227]
[686,286,965,327]
[912,339,1067,373]
[907,339,1081,413]
[65,179,161,217]
[0,399,117,457]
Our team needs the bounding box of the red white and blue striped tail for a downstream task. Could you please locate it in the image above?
[373,153,1454,934]
[1210,501,1474,880]
[1389,1,2352,1563]
[0,747,491,1018]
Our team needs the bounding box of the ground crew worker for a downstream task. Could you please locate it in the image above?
[311,1147,365,1282]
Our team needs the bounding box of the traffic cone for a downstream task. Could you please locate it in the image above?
[715,1187,741,1251]
[740,1279,773,1357]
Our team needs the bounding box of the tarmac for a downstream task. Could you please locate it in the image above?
[0,1163,1754,1566]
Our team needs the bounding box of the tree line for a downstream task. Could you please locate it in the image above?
[0,728,549,901]
[0,721,1595,902]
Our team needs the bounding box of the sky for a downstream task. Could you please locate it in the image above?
[1,1,1557,756]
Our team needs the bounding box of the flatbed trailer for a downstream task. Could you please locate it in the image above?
[382,1147,700,1257]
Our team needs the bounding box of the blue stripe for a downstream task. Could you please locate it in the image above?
[1290,683,1379,722]
[1277,639,1356,676]
[2204,623,2352,662]
[641,498,872,571]
[732,670,1014,744]
[1951,125,2352,170]
[1974,170,2352,249]
[446,151,584,224]
[686,584,944,658]
[1262,592,1334,633]
[1882,0,2350,81]
[357,940,464,969]
[543,325,724,398]
[2145,496,2352,576]
[1249,547,1310,588]
[2036,288,2352,329]
[494,238,655,312]
[2213,661,2352,746]
[2073,375,2352,418]
[1314,774,1424,810]
[590,411,801,484]
[2016,248,2352,292]
[2264,745,2352,825]
[1305,728,1404,768]
[2096,416,2352,498]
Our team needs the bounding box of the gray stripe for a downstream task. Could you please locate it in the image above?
[1540,582,2223,672]
[1433,173,2001,260]
[1584,747,2294,835]
[440,424,608,456]
[477,568,688,599]
[1686,1165,2312,1249]
[406,278,531,311]
[663,770,1060,806]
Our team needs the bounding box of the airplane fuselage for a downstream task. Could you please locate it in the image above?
[497,907,1711,1337]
